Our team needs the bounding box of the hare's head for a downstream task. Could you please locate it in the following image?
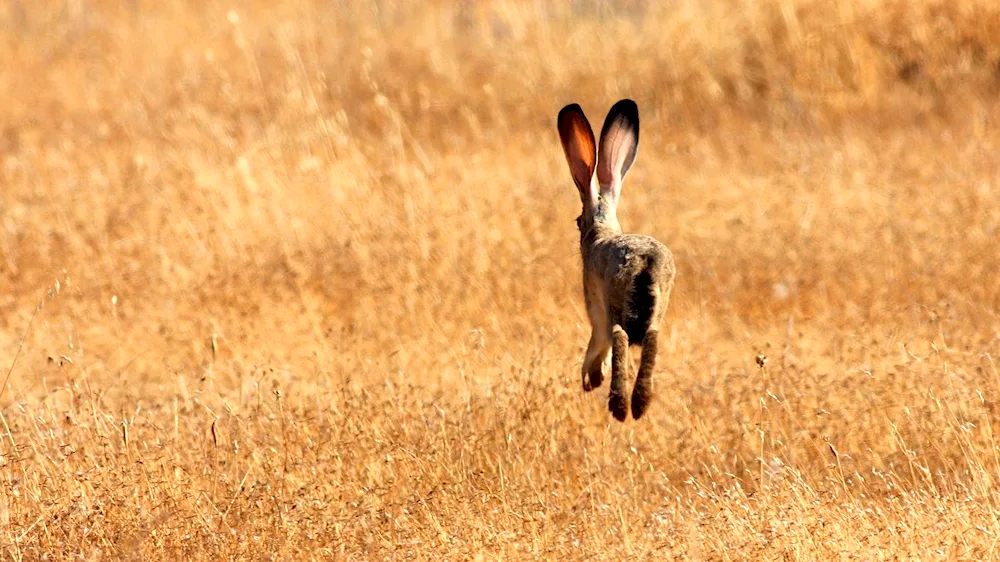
[557,99,640,237]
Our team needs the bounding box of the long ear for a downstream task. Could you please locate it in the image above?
[597,99,639,206]
[557,103,598,206]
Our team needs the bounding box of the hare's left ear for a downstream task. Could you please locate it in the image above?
[597,99,639,207]
[558,103,599,208]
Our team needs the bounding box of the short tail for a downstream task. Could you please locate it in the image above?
[623,257,659,345]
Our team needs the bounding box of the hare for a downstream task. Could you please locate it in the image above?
[557,99,676,421]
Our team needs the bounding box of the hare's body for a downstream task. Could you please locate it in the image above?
[558,99,676,421]
[582,230,673,345]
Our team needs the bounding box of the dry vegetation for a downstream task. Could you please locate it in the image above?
[2,0,1000,559]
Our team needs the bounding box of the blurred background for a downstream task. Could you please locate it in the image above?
[2,0,1000,558]
[2,0,997,383]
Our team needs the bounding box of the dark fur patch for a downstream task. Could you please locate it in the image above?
[624,264,655,345]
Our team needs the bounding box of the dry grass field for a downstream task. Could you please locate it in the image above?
[2,0,1000,559]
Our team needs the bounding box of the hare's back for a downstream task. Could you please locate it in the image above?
[611,234,673,270]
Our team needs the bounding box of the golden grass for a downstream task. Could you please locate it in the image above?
[3,0,1000,558]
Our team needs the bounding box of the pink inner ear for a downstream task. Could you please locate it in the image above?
[569,153,596,202]
[598,129,637,203]
[578,168,598,208]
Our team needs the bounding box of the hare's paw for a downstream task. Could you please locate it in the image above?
[582,366,603,392]
[630,380,653,420]
[608,390,628,422]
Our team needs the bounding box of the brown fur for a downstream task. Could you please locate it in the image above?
[558,99,676,421]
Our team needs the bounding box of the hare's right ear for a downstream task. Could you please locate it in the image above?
[557,103,598,206]
[597,99,639,207]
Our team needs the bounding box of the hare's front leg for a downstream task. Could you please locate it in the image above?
[581,331,610,391]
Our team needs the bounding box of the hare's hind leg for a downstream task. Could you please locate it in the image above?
[609,325,630,421]
[631,329,658,419]
[632,282,671,420]
[582,331,610,391]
